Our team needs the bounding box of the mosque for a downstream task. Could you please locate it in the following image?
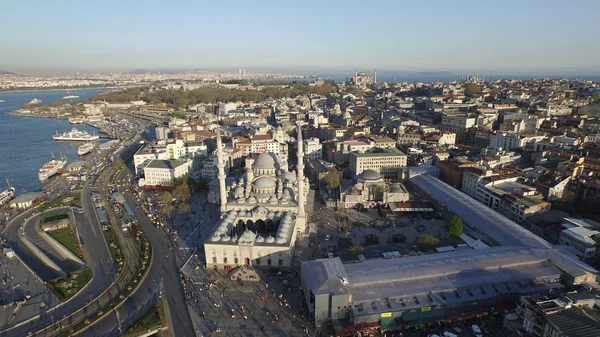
[204,125,308,269]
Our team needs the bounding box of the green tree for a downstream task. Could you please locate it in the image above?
[417,234,440,251]
[158,192,174,218]
[323,168,341,190]
[178,201,191,214]
[445,215,464,237]
[173,183,191,201]
[464,83,482,97]
[350,243,364,262]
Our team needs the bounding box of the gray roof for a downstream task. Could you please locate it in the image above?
[301,257,350,295]
[145,159,188,170]
[546,307,600,337]
[11,192,44,204]
[253,152,276,170]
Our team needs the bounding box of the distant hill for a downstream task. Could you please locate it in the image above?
[129,69,152,75]
[0,70,15,75]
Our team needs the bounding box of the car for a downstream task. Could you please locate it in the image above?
[471,325,482,337]
[325,234,331,241]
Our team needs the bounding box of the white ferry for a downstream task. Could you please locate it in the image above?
[38,153,67,181]
[0,178,15,206]
[77,142,95,156]
[53,127,99,141]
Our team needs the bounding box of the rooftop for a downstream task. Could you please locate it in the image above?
[350,147,406,157]
[145,159,189,170]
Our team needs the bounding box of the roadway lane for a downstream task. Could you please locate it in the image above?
[122,185,195,337]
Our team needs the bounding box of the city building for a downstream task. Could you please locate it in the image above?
[349,147,407,180]
[138,159,193,187]
[204,126,308,269]
[489,131,545,150]
[516,292,600,337]
[304,137,322,160]
[338,170,410,208]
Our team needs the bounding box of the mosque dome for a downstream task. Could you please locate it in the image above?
[253,153,276,170]
[358,170,382,181]
[247,196,257,204]
[253,177,276,189]
[265,236,275,244]
[256,236,265,243]
[268,195,278,204]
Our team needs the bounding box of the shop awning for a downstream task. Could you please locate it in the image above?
[380,317,398,331]
[400,308,446,325]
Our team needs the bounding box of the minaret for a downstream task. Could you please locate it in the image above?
[374,69,377,84]
[345,71,349,84]
[296,124,305,217]
[216,127,227,208]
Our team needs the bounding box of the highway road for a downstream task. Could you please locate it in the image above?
[73,142,194,336]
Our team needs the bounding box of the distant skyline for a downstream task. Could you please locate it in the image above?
[2,0,600,75]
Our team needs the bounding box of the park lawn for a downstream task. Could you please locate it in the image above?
[47,227,81,258]
[43,213,69,223]
[47,267,93,301]
[121,299,166,337]
[42,192,81,210]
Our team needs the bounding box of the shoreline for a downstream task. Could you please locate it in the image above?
[0,86,112,94]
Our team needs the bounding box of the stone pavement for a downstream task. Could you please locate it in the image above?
[0,252,58,330]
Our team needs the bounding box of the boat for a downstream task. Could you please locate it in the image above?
[0,100,5,103]
[53,127,99,141]
[69,117,86,124]
[77,142,95,156]
[0,178,15,206]
[29,98,41,105]
[62,95,79,100]
[38,153,67,181]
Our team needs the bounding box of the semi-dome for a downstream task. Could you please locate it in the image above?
[239,230,256,244]
[247,196,257,204]
[256,236,265,243]
[275,238,287,244]
[268,195,278,204]
[233,186,244,196]
[358,169,382,181]
[253,177,276,189]
[265,236,275,244]
[253,153,276,170]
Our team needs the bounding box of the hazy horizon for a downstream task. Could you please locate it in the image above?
[2,0,600,76]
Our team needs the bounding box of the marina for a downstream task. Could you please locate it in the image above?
[0,88,107,194]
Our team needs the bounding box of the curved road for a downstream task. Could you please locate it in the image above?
[0,181,115,337]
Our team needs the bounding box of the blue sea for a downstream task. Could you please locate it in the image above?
[0,89,106,194]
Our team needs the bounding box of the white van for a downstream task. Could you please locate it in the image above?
[442,332,457,337]
[471,325,483,337]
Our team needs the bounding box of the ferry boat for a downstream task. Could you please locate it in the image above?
[0,178,15,206]
[62,95,79,100]
[38,153,67,181]
[29,98,41,105]
[0,100,5,103]
[53,127,99,141]
[68,117,86,124]
[77,142,95,156]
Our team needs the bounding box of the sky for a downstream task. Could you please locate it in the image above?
[1,0,599,75]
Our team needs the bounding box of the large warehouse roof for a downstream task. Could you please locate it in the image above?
[410,174,551,249]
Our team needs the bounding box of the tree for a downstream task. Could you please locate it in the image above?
[350,243,364,262]
[417,234,440,251]
[158,192,174,218]
[178,201,191,214]
[323,168,341,190]
[445,215,464,237]
[173,183,191,201]
[464,83,482,97]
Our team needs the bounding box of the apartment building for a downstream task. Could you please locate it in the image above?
[139,159,193,187]
[349,147,407,180]
[304,137,323,160]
